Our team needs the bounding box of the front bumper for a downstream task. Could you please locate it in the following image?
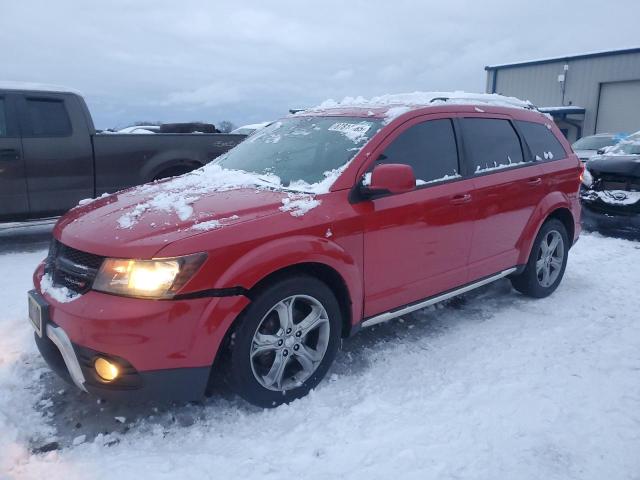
[34,327,210,402]
[32,263,250,402]
[581,202,640,233]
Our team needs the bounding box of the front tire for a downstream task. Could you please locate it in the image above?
[227,275,342,408]
[511,218,569,298]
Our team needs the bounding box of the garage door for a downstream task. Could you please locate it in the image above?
[596,80,640,134]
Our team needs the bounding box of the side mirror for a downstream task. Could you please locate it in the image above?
[596,148,605,155]
[361,163,416,197]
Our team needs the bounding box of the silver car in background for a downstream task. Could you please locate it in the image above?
[572,133,626,162]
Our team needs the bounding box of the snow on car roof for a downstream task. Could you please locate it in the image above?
[301,91,536,123]
[0,81,81,95]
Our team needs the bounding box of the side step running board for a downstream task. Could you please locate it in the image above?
[361,267,517,328]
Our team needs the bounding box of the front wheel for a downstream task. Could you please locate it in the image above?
[511,218,569,298]
[227,275,342,408]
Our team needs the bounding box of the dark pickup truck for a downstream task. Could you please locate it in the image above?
[0,84,245,221]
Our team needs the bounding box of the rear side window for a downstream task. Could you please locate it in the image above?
[379,119,460,184]
[516,120,567,161]
[25,98,72,137]
[460,118,524,174]
[0,98,7,137]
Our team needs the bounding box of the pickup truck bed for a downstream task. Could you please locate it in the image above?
[0,84,245,221]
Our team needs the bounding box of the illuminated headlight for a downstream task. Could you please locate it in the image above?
[93,253,207,299]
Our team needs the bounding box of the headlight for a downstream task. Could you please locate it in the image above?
[93,253,207,299]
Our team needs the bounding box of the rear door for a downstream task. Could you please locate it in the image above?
[0,93,29,219]
[361,115,475,317]
[16,94,94,217]
[459,116,545,281]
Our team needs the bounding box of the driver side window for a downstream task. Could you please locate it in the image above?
[375,119,460,185]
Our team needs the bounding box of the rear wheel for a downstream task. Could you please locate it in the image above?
[511,218,569,298]
[227,275,342,408]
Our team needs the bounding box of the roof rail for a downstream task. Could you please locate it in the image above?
[429,95,539,111]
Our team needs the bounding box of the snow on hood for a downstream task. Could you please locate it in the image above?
[57,164,332,258]
[112,164,333,229]
[306,91,535,123]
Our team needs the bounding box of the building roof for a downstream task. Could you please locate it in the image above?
[539,106,586,116]
[485,46,640,71]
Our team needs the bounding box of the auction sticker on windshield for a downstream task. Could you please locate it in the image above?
[328,122,372,136]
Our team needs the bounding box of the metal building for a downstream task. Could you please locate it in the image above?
[485,47,640,142]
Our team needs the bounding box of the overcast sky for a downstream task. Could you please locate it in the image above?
[2,0,638,129]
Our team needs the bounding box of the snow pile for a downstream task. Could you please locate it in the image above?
[191,215,240,231]
[39,274,79,303]
[308,91,534,122]
[116,164,339,228]
[0,251,56,475]
[279,194,321,217]
[77,193,109,207]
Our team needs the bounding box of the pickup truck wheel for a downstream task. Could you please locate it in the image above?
[510,218,569,298]
[153,166,193,181]
[228,275,341,408]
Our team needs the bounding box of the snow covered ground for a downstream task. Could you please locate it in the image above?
[1,232,639,479]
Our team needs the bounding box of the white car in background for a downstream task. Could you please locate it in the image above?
[572,133,626,162]
[231,121,271,136]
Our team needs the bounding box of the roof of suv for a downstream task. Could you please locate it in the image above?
[296,91,540,122]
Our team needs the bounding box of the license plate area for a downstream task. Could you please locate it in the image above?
[28,290,49,338]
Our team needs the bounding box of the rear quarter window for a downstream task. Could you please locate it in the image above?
[25,98,72,137]
[516,120,566,161]
[460,118,525,175]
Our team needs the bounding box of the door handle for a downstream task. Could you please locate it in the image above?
[526,177,542,186]
[0,149,20,161]
[450,193,472,205]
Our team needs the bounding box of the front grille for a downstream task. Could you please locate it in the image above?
[45,240,105,294]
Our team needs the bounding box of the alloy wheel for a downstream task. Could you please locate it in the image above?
[535,230,564,287]
[250,295,331,391]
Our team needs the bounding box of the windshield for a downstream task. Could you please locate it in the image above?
[217,116,382,186]
[572,135,616,150]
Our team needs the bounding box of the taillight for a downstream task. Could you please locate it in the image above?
[579,163,585,183]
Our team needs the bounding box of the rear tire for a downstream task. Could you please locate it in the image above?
[227,275,342,408]
[510,218,569,298]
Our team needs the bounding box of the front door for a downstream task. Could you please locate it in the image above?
[0,94,28,219]
[16,94,94,217]
[360,116,475,317]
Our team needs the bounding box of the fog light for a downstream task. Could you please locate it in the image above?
[94,357,119,382]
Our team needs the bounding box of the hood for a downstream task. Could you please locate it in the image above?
[574,149,598,160]
[587,155,640,179]
[54,186,294,258]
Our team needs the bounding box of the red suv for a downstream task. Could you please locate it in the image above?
[29,94,581,407]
